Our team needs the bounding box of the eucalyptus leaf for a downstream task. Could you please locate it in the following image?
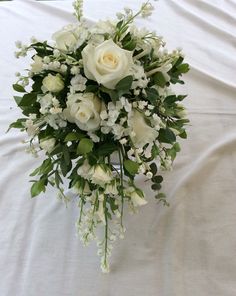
[150,162,157,175]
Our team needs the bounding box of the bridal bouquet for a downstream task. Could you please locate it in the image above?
[10,0,189,272]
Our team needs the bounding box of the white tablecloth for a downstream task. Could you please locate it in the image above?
[0,0,236,295]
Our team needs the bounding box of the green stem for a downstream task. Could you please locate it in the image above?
[104,206,108,267]
[114,1,150,42]
[78,197,85,224]
[118,147,124,227]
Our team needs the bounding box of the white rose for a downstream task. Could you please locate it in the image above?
[39,138,56,153]
[129,110,158,148]
[82,39,134,89]
[64,93,103,131]
[53,25,78,51]
[31,55,43,73]
[42,74,64,93]
[125,186,147,207]
[90,165,112,187]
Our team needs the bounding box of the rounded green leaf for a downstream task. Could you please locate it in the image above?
[124,159,139,175]
[77,138,94,154]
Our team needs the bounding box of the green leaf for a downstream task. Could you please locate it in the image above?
[60,158,72,177]
[40,159,53,175]
[96,142,118,157]
[31,179,46,197]
[115,75,133,92]
[77,138,94,155]
[32,76,43,92]
[155,192,169,206]
[7,118,26,132]
[14,96,22,106]
[30,167,41,177]
[153,72,166,88]
[155,192,166,199]
[146,88,159,104]
[109,197,119,213]
[13,84,25,93]
[158,128,176,144]
[179,130,187,139]
[151,183,161,191]
[55,171,63,187]
[123,40,136,51]
[19,93,37,107]
[63,146,70,165]
[174,56,184,67]
[173,142,181,152]
[152,175,163,183]
[100,86,120,101]
[64,132,84,142]
[166,147,176,160]
[177,63,190,73]
[116,20,123,29]
[124,159,139,175]
[151,144,159,159]
[164,95,178,105]
[150,162,157,175]
[50,144,62,156]
[86,84,98,93]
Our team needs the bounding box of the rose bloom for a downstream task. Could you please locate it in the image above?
[42,74,64,93]
[64,92,103,131]
[82,39,134,89]
[39,138,56,153]
[129,110,158,148]
[90,165,112,187]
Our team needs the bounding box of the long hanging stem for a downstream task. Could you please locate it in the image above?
[118,147,124,228]
[104,205,108,270]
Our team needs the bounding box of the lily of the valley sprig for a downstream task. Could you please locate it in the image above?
[10,0,190,272]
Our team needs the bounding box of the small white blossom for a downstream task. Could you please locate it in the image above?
[145,110,151,116]
[88,132,100,142]
[60,64,67,73]
[146,171,153,179]
[43,56,50,64]
[100,110,108,120]
[53,49,60,57]
[119,138,127,145]
[71,66,80,75]
[70,74,87,93]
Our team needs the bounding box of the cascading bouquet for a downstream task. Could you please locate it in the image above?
[9,0,189,272]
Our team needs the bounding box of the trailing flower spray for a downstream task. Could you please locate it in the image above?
[10,0,189,272]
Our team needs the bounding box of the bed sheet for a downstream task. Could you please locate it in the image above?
[0,0,236,295]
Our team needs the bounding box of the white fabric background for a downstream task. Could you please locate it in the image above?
[0,0,236,295]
